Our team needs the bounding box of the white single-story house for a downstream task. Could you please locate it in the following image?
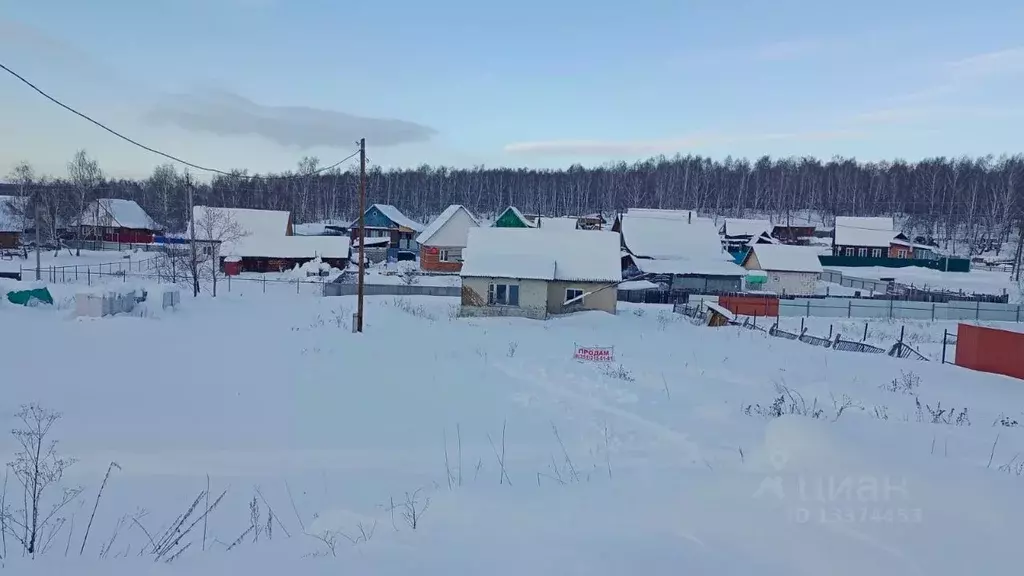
[741,244,824,295]
[612,208,745,292]
[416,205,480,272]
[459,227,621,320]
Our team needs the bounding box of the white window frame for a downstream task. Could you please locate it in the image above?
[565,288,585,304]
[488,283,520,307]
[857,248,868,257]
[871,248,882,258]
[438,249,452,262]
[844,247,855,256]
[897,249,908,259]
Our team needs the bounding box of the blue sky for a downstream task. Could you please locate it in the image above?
[1,0,1023,179]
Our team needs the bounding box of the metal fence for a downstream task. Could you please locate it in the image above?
[820,268,891,294]
[778,297,1024,322]
[20,257,161,284]
[324,283,460,297]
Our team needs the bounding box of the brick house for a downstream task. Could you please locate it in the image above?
[416,205,480,273]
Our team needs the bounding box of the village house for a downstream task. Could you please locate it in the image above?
[536,216,581,231]
[576,213,606,230]
[346,204,424,253]
[416,204,480,273]
[0,195,25,249]
[720,218,773,253]
[78,198,164,246]
[459,227,621,320]
[741,244,824,296]
[831,216,922,259]
[612,208,745,293]
[189,206,347,273]
[770,219,818,245]
[493,206,537,228]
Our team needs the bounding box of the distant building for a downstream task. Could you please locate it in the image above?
[741,244,824,296]
[720,218,772,252]
[493,206,537,228]
[416,205,480,273]
[460,227,621,320]
[345,204,424,252]
[0,195,26,249]
[78,198,163,245]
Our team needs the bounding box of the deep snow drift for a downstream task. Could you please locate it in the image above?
[1,289,1023,575]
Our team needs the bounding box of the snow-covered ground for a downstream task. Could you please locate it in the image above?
[2,287,1024,575]
[831,266,1019,299]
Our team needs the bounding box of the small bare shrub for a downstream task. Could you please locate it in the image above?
[995,413,1020,427]
[507,341,519,357]
[880,370,920,395]
[401,489,430,530]
[916,398,970,426]
[743,383,825,420]
[390,297,436,321]
[599,363,635,382]
[399,268,420,286]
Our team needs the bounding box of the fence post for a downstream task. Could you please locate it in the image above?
[976,299,981,321]
[228,274,231,292]
[931,302,935,321]
[76,266,79,281]
[863,322,868,342]
[296,278,300,294]
[941,330,947,364]
[1018,305,1021,323]
[800,317,805,333]
[263,277,266,293]
[806,300,810,317]
[889,298,893,319]
[828,324,833,339]
[88,268,91,286]
[848,300,852,318]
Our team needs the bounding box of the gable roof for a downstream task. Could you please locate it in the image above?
[619,211,726,261]
[372,204,424,232]
[744,244,824,273]
[721,218,772,237]
[81,199,163,230]
[416,205,479,244]
[834,227,905,248]
[192,206,290,240]
[495,206,537,227]
[461,228,620,282]
[0,196,26,232]
[834,216,894,231]
[223,235,349,259]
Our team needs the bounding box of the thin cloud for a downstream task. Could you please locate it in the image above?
[947,47,1024,79]
[144,90,437,149]
[504,130,863,156]
[0,18,110,76]
[754,40,820,61]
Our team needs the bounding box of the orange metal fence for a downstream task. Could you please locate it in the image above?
[955,324,1024,380]
[718,295,780,317]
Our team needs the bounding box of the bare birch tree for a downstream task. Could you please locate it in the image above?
[66,150,102,256]
[193,206,247,297]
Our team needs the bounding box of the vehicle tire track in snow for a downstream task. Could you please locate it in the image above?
[493,361,705,464]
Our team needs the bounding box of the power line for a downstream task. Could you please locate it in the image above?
[0,60,360,179]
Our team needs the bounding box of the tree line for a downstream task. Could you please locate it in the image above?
[3,150,1023,256]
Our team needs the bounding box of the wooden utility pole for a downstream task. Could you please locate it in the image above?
[187,171,199,297]
[356,138,366,332]
[33,188,41,281]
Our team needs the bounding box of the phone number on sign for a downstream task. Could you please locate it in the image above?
[792,508,923,524]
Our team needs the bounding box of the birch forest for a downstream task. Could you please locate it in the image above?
[4,151,1024,256]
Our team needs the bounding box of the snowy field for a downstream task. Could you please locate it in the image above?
[1,289,1024,574]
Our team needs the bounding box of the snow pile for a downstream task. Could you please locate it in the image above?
[285,256,343,280]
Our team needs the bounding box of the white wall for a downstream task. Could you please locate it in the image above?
[763,271,820,296]
[460,276,549,319]
[427,209,479,248]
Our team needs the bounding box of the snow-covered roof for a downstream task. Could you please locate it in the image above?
[416,205,479,245]
[834,216,894,232]
[721,218,772,237]
[746,245,824,273]
[747,232,779,246]
[81,199,163,230]
[0,195,26,232]
[834,227,902,248]
[704,301,736,322]
[536,217,580,231]
[633,257,745,277]
[496,206,537,228]
[619,211,727,261]
[626,208,696,220]
[192,206,290,240]
[373,204,424,232]
[618,279,660,291]
[223,235,350,259]
[461,228,621,282]
[352,236,389,248]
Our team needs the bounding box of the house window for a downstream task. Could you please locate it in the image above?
[488,283,519,306]
[844,247,854,256]
[565,288,584,304]
[857,248,868,257]
[871,248,882,258]
[438,249,451,262]
[897,249,908,259]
